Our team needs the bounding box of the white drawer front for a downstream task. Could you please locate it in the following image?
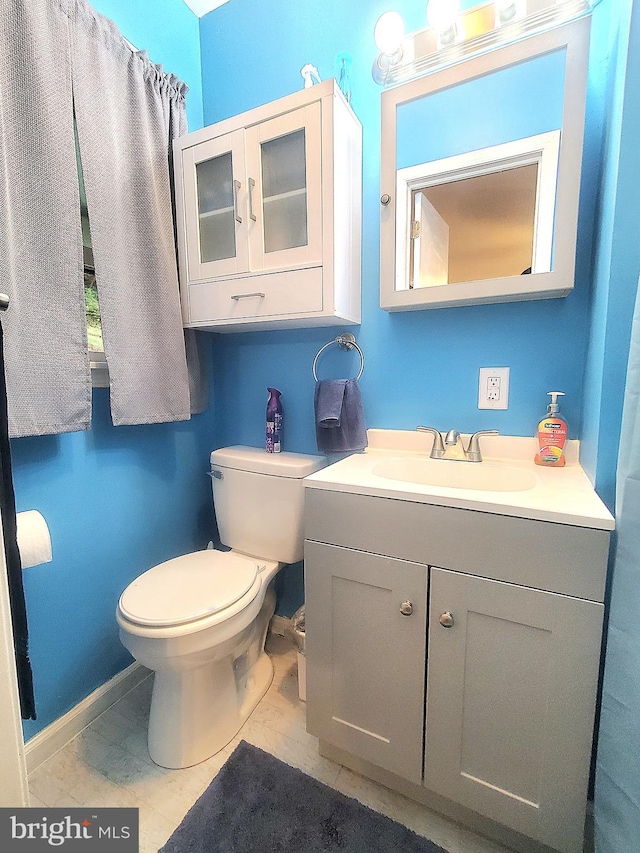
[187,266,323,322]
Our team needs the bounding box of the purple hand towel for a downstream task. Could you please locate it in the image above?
[314,378,368,453]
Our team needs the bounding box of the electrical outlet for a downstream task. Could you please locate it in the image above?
[479,367,510,410]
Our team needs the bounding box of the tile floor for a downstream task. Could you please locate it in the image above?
[28,633,516,853]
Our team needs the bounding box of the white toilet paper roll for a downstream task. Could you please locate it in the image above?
[16,510,52,568]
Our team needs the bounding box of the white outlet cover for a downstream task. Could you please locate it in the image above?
[479,367,510,410]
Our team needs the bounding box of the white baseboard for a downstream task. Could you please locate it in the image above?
[24,663,150,774]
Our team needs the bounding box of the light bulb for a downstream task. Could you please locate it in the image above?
[495,0,517,22]
[426,0,460,33]
[374,11,405,57]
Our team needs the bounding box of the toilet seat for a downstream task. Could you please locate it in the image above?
[118,550,263,628]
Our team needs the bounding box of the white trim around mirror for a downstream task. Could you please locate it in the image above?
[380,16,590,311]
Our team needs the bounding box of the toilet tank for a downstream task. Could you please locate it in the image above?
[210,446,327,564]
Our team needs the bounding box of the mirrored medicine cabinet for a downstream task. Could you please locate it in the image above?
[379,16,590,311]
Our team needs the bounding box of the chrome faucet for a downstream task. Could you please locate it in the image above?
[417,427,498,462]
[445,429,460,447]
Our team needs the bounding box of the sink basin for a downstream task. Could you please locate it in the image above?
[372,457,538,493]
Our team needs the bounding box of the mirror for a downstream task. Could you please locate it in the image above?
[380,16,590,311]
[398,131,560,288]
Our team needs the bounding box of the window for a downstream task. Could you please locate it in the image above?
[78,131,109,387]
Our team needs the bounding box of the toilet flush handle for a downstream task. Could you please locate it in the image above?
[209,469,224,480]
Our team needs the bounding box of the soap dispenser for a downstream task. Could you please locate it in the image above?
[534,391,567,467]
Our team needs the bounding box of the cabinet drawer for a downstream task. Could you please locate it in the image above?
[305,489,609,602]
[187,266,323,323]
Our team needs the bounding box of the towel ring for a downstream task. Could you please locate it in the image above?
[312,333,364,382]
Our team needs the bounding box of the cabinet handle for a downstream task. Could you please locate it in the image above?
[233,179,242,223]
[400,600,413,616]
[380,193,392,206]
[439,611,454,628]
[231,292,266,300]
[248,177,257,222]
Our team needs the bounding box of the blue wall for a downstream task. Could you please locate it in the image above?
[16,0,214,740]
[199,0,603,458]
[396,50,566,169]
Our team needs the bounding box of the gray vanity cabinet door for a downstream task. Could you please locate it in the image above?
[425,567,603,853]
[305,541,428,785]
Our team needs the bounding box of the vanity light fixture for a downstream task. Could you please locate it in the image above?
[372,10,406,85]
[372,0,594,85]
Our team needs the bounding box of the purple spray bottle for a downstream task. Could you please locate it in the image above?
[266,388,283,453]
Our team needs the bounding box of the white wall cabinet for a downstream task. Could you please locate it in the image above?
[304,489,609,853]
[173,80,361,332]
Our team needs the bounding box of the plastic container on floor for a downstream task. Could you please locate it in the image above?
[291,605,306,702]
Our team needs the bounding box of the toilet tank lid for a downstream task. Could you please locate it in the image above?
[210,446,326,478]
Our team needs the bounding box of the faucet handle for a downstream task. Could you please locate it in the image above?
[417,426,445,458]
[466,429,499,462]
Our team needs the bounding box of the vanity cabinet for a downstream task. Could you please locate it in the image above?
[304,541,427,785]
[173,79,362,332]
[304,489,608,853]
[426,568,603,853]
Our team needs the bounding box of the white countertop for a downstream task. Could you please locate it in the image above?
[304,430,615,531]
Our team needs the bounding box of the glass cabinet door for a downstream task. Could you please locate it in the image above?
[182,130,249,280]
[246,103,323,271]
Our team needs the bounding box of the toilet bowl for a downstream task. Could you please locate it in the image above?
[116,446,325,769]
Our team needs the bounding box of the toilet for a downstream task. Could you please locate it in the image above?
[116,445,326,769]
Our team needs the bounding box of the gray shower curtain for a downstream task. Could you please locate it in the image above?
[594,276,640,849]
[0,0,205,435]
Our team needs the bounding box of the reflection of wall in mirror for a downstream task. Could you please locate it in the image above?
[421,165,538,284]
[411,192,449,288]
[396,50,565,171]
[397,51,562,289]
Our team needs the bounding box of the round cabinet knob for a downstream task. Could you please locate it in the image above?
[439,611,454,628]
[400,600,413,616]
[380,193,392,206]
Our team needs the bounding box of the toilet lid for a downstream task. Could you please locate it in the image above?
[118,550,260,627]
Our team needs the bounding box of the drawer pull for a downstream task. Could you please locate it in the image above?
[439,611,454,628]
[400,600,413,616]
[231,292,266,300]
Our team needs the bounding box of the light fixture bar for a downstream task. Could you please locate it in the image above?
[378,0,591,86]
